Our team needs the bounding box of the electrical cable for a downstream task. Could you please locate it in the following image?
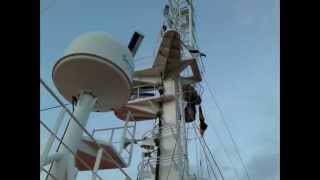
[201,104,241,180]
[40,103,70,112]
[202,76,252,180]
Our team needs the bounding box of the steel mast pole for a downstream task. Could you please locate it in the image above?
[157,78,183,180]
[49,91,97,180]
[157,0,198,179]
[158,0,188,180]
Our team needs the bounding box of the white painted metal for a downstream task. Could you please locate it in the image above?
[41,152,66,169]
[159,79,182,180]
[41,1,203,179]
[65,32,134,77]
[49,92,97,180]
[52,32,134,112]
[90,120,136,167]
[120,112,131,154]
[67,155,76,180]
[127,118,137,166]
[92,148,104,180]
[41,109,66,163]
[41,79,131,179]
[40,119,104,180]
[109,129,115,143]
[145,0,200,179]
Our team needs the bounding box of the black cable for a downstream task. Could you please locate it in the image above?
[40,103,70,112]
[45,99,76,180]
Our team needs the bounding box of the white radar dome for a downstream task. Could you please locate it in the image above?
[52,32,134,112]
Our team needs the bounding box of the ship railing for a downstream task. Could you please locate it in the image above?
[137,152,189,180]
[40,78,132,180]
[129,83,158,101]
[91,112,137,166]
[137,121,189,180]
[141,123,184,139]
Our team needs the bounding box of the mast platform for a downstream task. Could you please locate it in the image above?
[114,94,175,121]
[75,136,127,171]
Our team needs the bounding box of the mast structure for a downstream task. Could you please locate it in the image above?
[40,1,204,180]
[139,0,203,180]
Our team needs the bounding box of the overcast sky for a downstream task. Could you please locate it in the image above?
[41,0,279,179]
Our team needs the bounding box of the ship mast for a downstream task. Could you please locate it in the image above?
[151,0,202,180]
[40,1,203,180]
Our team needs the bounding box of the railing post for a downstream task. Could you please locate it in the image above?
[41,108,66,164]
[127,115,136,165]
[120,112,131,154]
[67,155,76,180]
[92,148,104,180]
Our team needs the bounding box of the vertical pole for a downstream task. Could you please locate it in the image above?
[92,148,104,180]
[120,112,131,154]
[49,92,97,180]
[178,78,189,179]
[41,109,66,163]
[158,79,182,180]
[67,155,76,180]
[127,117,136,166]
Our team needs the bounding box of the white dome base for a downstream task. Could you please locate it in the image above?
[52,53,132,112]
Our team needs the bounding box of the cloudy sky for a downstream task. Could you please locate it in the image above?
[41,0,279,179]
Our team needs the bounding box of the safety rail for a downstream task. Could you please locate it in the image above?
[40,78,132,180]
[91,114,137,167]
[137,122,189,180]
[137,152,189,180]
[129,84,158,101]
[141,123,184,140]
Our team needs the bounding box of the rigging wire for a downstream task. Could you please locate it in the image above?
[188,14,247,178]
[201,104,241,180]
[193,123,219,180]
[204,151,215,180]
[200,134,225,180]
[206,158,213,180]
[202,76,252,180]
[41,167,58,180]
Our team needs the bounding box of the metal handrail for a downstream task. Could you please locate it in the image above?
[92,126,135,134]
[91,114,136,166]
[40,120,104,180]
[40,78,131,179]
